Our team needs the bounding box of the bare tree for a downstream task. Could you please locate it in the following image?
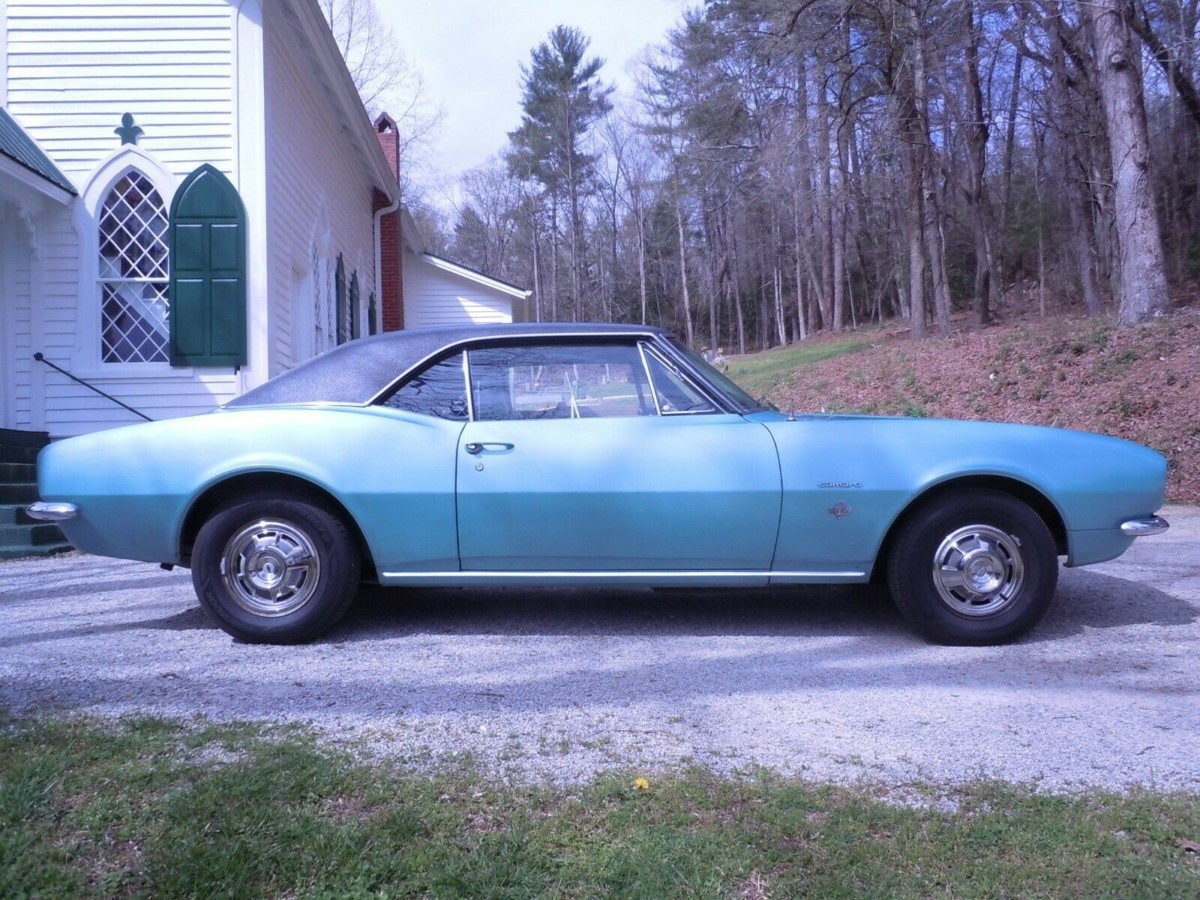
[1087,0,1172,322]
[446,0,1198,347]
[320,0,442,191]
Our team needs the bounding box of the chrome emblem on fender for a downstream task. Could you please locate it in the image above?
[818,481,862,489]
[827,501,853,520]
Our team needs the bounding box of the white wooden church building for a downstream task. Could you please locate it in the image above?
[0,0,529,438]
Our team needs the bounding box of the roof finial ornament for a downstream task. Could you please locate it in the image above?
[115,113,143,145]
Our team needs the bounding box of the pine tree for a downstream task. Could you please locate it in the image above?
[508,26,613,321]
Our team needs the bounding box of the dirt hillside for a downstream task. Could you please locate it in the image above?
[766,304,1200,503]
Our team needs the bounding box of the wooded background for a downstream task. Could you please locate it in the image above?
[400,1,1200,350]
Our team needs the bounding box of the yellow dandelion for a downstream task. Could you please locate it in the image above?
[633,777,650,791]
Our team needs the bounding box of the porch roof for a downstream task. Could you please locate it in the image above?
[0,107,77,197]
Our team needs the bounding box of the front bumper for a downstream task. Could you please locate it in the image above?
[26,501,79,522]
[1120,515,1170,537]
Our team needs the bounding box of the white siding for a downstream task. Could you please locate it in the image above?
[41,375,236,435]
[262,2,378,377]
[3,0,240,435]
[0,209,34,430]
[403,253,516,328]
[4,0,235,182]
[2,0,389,435]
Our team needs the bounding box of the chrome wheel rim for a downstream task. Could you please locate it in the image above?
[932,524,1024,617]
[221,519,321,617]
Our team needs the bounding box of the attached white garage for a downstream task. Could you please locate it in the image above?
[399,208,531,329]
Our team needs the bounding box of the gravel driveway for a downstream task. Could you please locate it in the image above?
[2,506,1198,793]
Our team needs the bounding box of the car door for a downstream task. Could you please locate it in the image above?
[455,341,783,573]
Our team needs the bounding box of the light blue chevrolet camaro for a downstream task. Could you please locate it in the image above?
[29,323,1169,645]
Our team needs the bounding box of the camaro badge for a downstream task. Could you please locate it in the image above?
[827,501,853,520]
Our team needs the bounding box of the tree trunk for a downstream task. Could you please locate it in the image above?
[1087,0,1171,323]
[636,203,648,325]
[815,49,836,331]
[909,5,952,337]
[675,201,695,346]
[793,194,808,341]
[1045,14,1105,317]
[907,198,927,339]
[549,196,560,321]
[962,0,996,325]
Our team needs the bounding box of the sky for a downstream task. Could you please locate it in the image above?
[380,0,690,192]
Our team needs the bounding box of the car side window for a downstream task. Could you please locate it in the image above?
[380,352,468,420]
[644,351,717,415]
[468,344,654,420]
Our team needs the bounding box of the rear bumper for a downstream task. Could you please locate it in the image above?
[25,501,79,522]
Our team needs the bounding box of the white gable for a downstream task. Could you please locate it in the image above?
[403,251,531,328]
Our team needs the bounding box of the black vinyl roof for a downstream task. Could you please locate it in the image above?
[226,323,664,408]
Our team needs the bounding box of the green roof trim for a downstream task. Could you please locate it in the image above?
[0,107,76,196]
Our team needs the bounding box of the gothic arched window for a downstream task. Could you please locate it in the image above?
[98,171,169,363]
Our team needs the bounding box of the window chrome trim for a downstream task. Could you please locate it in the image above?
[461,350,476,422]
[640,342,726,414]
[636,342,664,415]
[369,328,663,408]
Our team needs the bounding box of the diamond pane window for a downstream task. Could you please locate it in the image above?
[99,172,169,363]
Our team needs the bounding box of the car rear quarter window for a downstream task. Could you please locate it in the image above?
[380,352,468,420]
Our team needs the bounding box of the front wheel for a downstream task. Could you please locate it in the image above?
[888,490,1058,645]
[192,495,361,644]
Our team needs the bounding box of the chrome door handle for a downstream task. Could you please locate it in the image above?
[465,442,514,455]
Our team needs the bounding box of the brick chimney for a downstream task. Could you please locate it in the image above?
[374,113,404,331]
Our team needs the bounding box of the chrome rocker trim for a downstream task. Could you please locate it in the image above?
[1120,516,1169,537]
[381,569,867,585]
[25,501,79,522]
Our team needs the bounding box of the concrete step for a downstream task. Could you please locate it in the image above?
[0,542,74,561]
[0,427,49,447]
[0,430,64,559]
[0,522,66,546]
[0,462,38,483]
[0,444,41,465]
[0,504,37,525]
[0,429,49,465]
[0,484,38,505]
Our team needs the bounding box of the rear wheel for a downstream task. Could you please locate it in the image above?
[192,494,360,644]
[888,490,1058,645]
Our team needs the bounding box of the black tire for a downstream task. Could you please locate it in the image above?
[887,490,1058,645]
[192,494,361,644]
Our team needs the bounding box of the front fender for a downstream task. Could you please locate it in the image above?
[758,415,1166,575]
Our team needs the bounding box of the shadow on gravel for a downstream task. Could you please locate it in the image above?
[330,568,1195,645]
[5,573,187,604]
[334,584,903,642]
[0,606,215,649]
[3,564,1189,651]
[3,569,1195,724]
[1031,569,1197,642]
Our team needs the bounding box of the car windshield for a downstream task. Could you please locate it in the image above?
[668,338,769,412]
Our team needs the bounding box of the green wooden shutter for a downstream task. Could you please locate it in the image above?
[335,254,347,345]
[169,164,247,367]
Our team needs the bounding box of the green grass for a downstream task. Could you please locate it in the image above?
[722,335,870,400]
[3,714,1198,898]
